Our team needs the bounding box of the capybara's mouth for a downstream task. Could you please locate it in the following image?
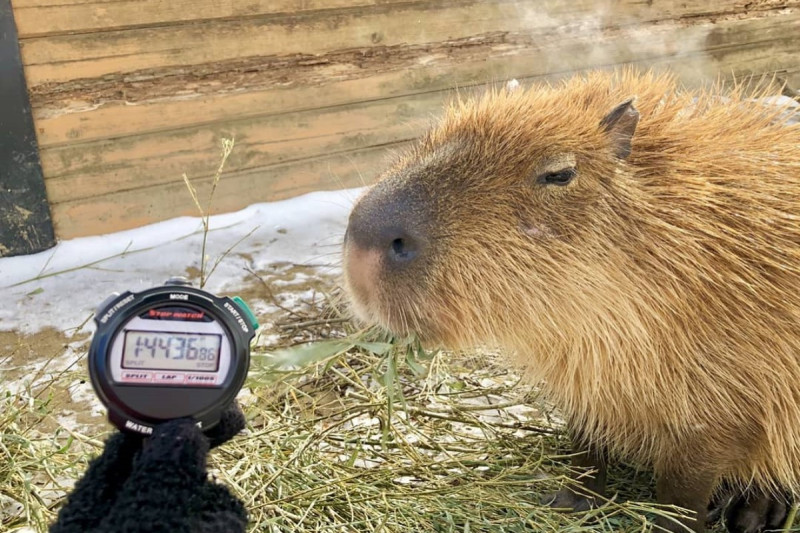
[343,247,412,334]
[342,239,443,342]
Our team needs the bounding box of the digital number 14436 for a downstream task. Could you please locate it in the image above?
[133,334,217,361]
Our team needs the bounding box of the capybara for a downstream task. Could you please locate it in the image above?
[342,69,800,532]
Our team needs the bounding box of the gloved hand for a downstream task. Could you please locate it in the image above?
[50,403,248,533]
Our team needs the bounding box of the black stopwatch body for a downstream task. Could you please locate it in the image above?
[89,281,258,435]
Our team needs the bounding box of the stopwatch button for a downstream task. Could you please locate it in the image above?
[95,292,121,317]
[164,276,192,287]
[231,296,259,330]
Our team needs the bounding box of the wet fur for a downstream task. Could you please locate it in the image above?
[343,70,800,518]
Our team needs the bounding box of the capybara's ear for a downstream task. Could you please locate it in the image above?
[599,98,639,160]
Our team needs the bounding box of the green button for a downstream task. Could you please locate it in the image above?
[231,296,259,330]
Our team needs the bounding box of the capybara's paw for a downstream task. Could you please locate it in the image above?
[724,490,790,533]
[541,488,596,512]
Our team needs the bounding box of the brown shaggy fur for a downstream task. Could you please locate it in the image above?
[342,69,800,530]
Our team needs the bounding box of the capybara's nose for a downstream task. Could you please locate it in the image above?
[345,193,425,268]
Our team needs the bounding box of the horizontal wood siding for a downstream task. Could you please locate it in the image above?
[13,0,800,238]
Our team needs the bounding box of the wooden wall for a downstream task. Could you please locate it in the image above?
[12,0,800,239]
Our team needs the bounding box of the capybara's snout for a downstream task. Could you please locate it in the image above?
[345,188,426,269]
[343,184,431,328]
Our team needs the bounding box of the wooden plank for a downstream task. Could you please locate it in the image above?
[784,67,800,93]
[42,91,442,203]
[23,0,799,239]
[0,0,55,257]
[50,142,409,239]
[45,26,800,238]
[31,34,518,147]
[10,0,793,38]
[20,0,799,86]
[49,15,800,240]
[19,1,529,86]
[543,13,800,87]
[30,5,800,147]
[37,9,800,187]
[12,0,419,38]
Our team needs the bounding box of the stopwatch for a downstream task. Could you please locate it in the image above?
[88,278,258,435]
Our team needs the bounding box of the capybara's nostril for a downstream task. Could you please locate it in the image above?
[346,188,427,269]
[389,235,418,263]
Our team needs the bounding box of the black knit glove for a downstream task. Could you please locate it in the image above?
[50,403,248,533]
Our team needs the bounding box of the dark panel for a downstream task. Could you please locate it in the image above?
[0,0,55,257]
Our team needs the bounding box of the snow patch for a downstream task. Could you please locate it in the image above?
[0,188,363,334]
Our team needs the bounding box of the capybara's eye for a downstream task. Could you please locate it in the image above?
[538,168,576,186]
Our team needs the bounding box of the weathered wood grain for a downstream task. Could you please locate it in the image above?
[21,0,799,87]
[12,0,799,239]
[42,91,440,204]
[38,10,800,202]
[49,141,407,238]
[12,0,420,37]
[30,3,800,147]
[11,0,793,38]
[19,1,527,86]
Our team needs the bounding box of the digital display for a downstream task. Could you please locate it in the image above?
[121,330,222,372]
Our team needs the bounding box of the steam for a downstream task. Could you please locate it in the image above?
[499,1,719,87]
[505,78,521,92]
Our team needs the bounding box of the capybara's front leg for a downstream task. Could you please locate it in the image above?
[654,466,717,532]
[544,428,608,512]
